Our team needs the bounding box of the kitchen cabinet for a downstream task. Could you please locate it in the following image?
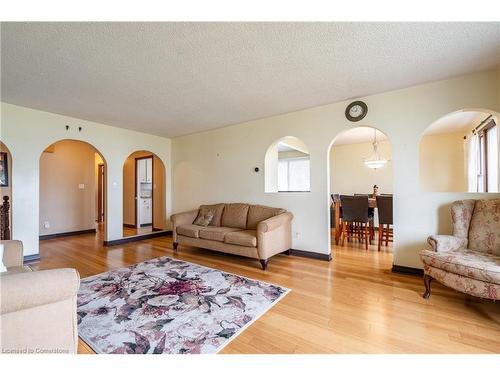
[146,158,152,183]
[139,198,152,225]
[138,158,153,183]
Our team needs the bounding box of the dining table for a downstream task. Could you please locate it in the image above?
[333,197,377,245]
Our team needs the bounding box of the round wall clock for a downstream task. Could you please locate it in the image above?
[345,101,368,122]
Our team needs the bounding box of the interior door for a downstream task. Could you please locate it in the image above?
[97,164,105,223]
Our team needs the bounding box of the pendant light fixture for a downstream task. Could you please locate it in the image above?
[364,129,387,169]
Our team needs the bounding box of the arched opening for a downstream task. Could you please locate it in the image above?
[39,139,107,242]
[328,126,393,253]
[264,136,310,193]
[420,109,499,193]
[1,142,13,240]
[122,151,167,237]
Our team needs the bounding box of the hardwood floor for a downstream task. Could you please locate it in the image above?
[32,230,500,354]
[122,225,154,237]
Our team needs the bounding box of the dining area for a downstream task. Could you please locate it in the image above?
[329,126,393,252]
[331,190,393,251]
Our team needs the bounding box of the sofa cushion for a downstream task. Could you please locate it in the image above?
[225,230,258,248]
[221,203,249,229]
[468,199,500,255]
[420,248,500,284]
[246,205,286,230]
[176,224,204,238]
[199,227,240,242]
[199,204,225,227]
[193,207,214,227]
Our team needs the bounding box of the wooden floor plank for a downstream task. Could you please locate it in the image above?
[32,229,500,354]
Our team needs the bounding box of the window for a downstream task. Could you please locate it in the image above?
[481,122,498,192]
[468,120,498,193]
[278,157,310,192]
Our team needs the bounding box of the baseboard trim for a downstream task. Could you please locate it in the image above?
[24,254,41,263]
[392,264,424,276]
[288,249,332,261]
[104,230,172,246]
[140,223,152,227]
[123,224,136,228]
[39,228,96,240]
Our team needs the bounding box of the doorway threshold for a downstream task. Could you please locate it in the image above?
[103,230,171,246]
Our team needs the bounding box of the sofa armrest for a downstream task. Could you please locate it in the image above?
[171,209,199,241]
[1,240,24,268]
[171,209,199,228]
[257,212,293,260]
[257,212,294,233]
[427,235,467,252]
[0,268,80,315]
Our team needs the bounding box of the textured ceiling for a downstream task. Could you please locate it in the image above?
[423,111,491,135]
[1,22,499,138]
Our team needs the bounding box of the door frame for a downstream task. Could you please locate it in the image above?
[97,163,105,223]
[134,155,154,229]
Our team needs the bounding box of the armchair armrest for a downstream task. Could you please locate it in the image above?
[1,240,24,268]
[257,212,293,233]
[427,235,467,252]
[0,268,80,315]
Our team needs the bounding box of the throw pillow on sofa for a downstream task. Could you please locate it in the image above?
[193,208,214,226]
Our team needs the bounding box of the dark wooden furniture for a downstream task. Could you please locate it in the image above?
[333,196,376,245]
[339,195,373,250]
[376,195,393,251]
[1,195,11,240]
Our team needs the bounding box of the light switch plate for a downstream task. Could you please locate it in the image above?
[78,183,85,189]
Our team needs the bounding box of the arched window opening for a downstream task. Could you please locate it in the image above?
[265,136,310,193]
[420,110,499,193]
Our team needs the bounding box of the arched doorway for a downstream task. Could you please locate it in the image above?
[39,139,107,241]
[122,151,166,237]
[328,126,393,253]
[420,109,499,193]
[1,142,13,240]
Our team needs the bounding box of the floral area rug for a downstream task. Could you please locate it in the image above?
[77,256,289,354]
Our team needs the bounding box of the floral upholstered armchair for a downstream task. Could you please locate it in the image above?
[419,199,500,300]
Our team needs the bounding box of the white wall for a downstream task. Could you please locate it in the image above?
[172,69,500,269]
[330,140,392,195]
[0,103,172,257]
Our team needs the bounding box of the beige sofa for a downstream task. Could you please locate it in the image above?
[419,199,499,300]
[171,203,293,269]
[0,240,80,354]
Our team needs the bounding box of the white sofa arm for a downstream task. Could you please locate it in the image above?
[0,268,80,315]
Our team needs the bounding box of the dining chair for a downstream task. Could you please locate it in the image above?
[354,194,374,239]
[331,194,342,228]
[376,195,393,251]
[339,195,373,249]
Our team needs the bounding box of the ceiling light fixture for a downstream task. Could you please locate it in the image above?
[364,129,388,169]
